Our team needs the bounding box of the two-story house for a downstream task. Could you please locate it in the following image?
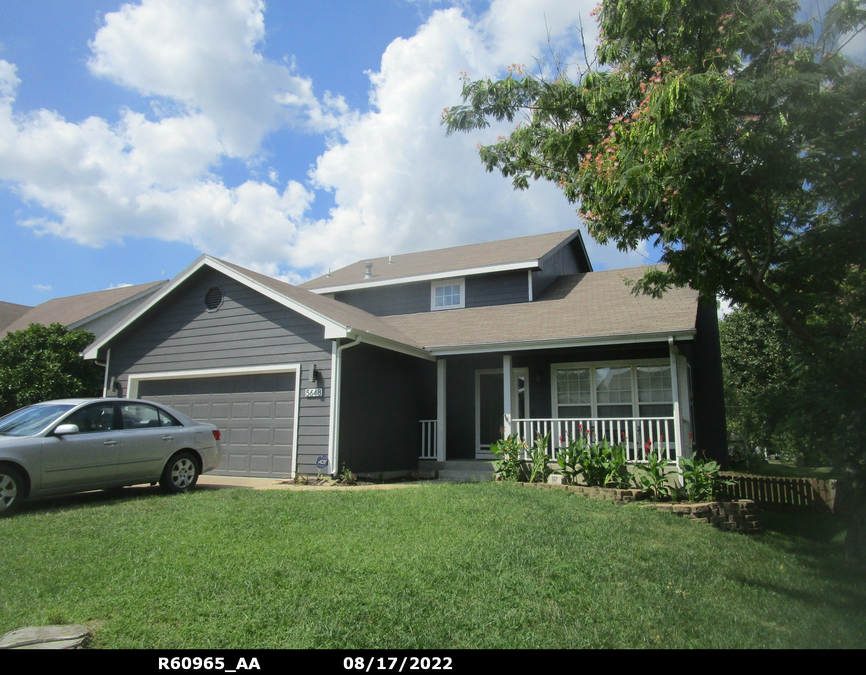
[84,229,726,479]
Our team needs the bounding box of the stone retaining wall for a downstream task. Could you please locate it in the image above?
[644,500,763,534]
[515,481,762,533]
[518,481,645,503]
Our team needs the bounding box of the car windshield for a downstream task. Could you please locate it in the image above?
[0,404,76,437]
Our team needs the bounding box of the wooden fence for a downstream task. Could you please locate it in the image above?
[718,472,837,512]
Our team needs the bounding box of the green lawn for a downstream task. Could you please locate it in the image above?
[1,482,864,649]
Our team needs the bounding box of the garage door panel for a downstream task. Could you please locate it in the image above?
[138,371,296,477]
[250,427,271,445]
[252,402,272,418]
[273,427,293,446]
[274,402,294,419]
[273,455,293,474]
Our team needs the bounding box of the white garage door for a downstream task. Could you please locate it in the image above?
[137,372,297,477]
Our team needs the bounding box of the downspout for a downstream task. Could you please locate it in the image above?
[99,348,111,398]
[330,335,362,476]
[669,337,683,486]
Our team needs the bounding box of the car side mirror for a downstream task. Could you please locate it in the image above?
[54,424,80,436]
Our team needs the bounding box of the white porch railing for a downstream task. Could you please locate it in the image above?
[512,417,679,462]
[420,420,438,459]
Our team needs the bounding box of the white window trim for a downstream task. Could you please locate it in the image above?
[550,358,674,419]
[430,277,465,311]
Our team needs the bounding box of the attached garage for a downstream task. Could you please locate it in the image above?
[129,367,300,478]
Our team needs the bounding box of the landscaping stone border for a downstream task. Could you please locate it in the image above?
[513,481,763,534]
[645,500,763,534]
[517,481,645,503]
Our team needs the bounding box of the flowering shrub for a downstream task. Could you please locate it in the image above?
[489,435,526,482]
[554,434,632,488]
[679,455,736,502]
[636,449,675,501]
[527,433,552,483]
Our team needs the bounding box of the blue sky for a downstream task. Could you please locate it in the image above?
[13,1,859,308]
[3,0,642,307]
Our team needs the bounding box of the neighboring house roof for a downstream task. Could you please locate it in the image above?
[301,229,585,293]
[0,301,32,333]
[382,267,699,354]
[1,281,168,339]
[85,256,430,361]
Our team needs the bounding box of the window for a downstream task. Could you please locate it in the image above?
[555,367,591,418]
[63,402,117,433]
[431,278,465,311]
[552,361,674,419]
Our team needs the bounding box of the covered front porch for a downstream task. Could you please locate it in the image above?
[419,338,703,469]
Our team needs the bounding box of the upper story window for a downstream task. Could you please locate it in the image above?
[431,278,465,311]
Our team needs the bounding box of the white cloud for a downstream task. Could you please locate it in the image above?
[0,0,641,282]
[291,2,635,273]
[87,0,345,157]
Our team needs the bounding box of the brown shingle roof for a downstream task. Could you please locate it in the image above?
[301,229,580,290]
[1,281,166,338]
[0,301,32,333]
[381,267,698,350]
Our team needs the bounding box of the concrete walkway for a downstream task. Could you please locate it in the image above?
[196,475,424,491]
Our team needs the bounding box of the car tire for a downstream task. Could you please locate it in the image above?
[159,452,200,494]
[0,466,26,516]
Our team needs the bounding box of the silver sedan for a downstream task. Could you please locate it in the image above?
[0,398,222,515]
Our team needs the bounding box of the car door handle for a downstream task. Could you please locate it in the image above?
[162,435,174,441]
[103,440,118,446]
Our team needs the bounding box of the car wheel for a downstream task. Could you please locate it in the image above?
[159,452,200,494]
[0,467,26,516]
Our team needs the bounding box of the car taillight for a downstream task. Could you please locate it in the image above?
[212,430,221,441]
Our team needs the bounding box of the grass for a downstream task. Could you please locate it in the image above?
[1,482,864,649]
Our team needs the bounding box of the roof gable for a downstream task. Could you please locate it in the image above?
[84,256,429,361]
[301,230,585,293]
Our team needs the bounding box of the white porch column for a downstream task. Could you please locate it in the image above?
[669,338,684,481]
[436,358,447,462]
[503,354,513,437]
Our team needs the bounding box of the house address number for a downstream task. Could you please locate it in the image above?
[304,388,323,398]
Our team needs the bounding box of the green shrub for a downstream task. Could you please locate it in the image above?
[527,433,552,483]
[679,455,736,502]
[636,450,675,501]
[489,435,526,482]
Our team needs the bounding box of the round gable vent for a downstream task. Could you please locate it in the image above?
[204,286,224,311]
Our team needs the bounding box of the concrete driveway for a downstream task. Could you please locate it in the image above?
[196,475,423,491]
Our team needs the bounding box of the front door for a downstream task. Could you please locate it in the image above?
[475,368,529,459]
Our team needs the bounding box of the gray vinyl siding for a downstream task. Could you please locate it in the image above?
[333,282,429,316]
[338,344,436,473]
[332,270,529,316]
[464,271,528,308]
[532,242,583,299]
[106,267,333,473]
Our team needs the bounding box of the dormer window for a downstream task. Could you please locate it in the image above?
[431,278,465,311]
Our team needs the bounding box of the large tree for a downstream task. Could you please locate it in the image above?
[0,323,102,416]
[444,0,865,382]
[444,0,866,553]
